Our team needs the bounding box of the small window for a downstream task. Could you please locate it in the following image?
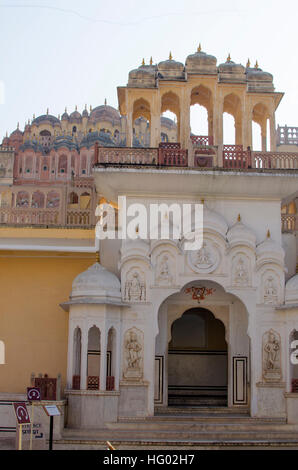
[82,169,86,174]
[60,168,65,173]
[43,166,48,171]
[26,169,30,173]
[72,126,77,133]
[51,170,55,174]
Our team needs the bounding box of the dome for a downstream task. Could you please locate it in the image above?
[157,56,185,80]
[218,57,246,83]
[82,107,89,118]
[90,105,121,124]
[10,128,23,139]
[71,261,121,301]
[285,274,298,304]
[32,114,61,126]
[61,111,69,121]
[79,130,116,149]
[256,232,284,267]
[203,207,228,238]
[185,48,217,74]
[246,65,274,92]
[69,109,82,122]
[128,64,156,88]
[161,116,177,129]
[227,216,256,249]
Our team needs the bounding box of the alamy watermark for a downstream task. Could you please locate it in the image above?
[95,196,203,251]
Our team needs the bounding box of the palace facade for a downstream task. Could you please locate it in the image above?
[1,47,298,446]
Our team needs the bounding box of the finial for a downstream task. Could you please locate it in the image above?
[75,105,77,111]
[142,58,145,66]
[65,107,67,113]
[17,122,19,129]
[135,225,139,234]
[33,113,35,119]
[5,131,8,137]
[227,53,231,62]
[95,251,100,263]
[246,58,250,68]
[255,60,259,69]
[58,114,60,120]
[237,214,241,222]
[267,229,271,238]
[150,56,153,65]
[85,103,87,110]
[197,43,202,52]
[169,51,173,60]
[47,108,49,115]
[296,263,298,274]
[104,98,107,106]
[201,198,205,205]
[90,105,92,112]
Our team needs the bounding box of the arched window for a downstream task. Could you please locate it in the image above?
[46,191,60,208]
[58,154,67,174]
[31,191,45,208]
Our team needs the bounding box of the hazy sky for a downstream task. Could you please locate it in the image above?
[0,0,297,145]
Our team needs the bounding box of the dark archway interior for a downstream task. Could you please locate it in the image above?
[168,307,228,407]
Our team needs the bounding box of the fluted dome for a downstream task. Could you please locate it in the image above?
[227,217,256,249]
[218,58,246,83]
[128,64,156,88]
[246,66,274,92]
[157,57,185,80]
[71,262,121,301]
[185,48,217,74]
[61,111,69,121]
[285,274,298,304]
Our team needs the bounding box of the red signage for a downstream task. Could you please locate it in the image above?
[27,387,41,401]
[13,402,31,425]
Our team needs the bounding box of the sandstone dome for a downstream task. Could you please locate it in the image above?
[71,261,121,301]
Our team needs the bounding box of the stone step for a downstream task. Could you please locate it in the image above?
[106,422,292,432]
[62,427,298,441]
[155,406,250,415]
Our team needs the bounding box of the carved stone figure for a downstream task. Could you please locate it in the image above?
[263,329,282,382]
[264,275,278,304]
[156,254,173,285]
[188,241,219,273]
[123,328,143,380]
[234,257,249,286]
[124,270,146,301]
[195,243,213,268]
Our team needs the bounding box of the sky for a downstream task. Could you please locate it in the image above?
[0,0,297,146]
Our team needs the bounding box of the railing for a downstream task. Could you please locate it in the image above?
[191,135,214,146]
[282,214,296,232]
[158,148,188,166]
[66,210,91,227]
[96,147,158,165]
[34,377,57,400]
[223,147,251,169]
[0,208,60,225]
[253,151,298,169]
[72,375,115,391]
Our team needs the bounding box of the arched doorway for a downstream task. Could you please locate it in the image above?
[168,307,227,407]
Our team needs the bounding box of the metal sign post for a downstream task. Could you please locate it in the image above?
[27,387,41,450]
[13,402,31,451]
[43,404,61,451]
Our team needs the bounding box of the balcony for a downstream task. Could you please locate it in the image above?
[94,139,298,171]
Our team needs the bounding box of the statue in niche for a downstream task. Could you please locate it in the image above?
[157,254,173,285]
[234,257,249,286]
[263,329,282,382]
[264,275,278,304]
[123,329,143,380]
[124,270,146,301]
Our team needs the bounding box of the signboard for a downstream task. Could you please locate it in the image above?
[13,402,31,425]
[15,422,46,450]
[43,405,61,417]
[27,387,41,401]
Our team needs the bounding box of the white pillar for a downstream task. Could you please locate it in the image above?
[270,113,276,151]
[80,327,88,390]
[100,326,107,391]
[67,322,74,389]
[114,327,121,391]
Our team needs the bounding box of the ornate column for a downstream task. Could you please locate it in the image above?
[180,88,191,150]
[261,119,267,152]
[67,323,74,389]
[114,326,121,391]
[100,324,107,391]
[80,326,88,390]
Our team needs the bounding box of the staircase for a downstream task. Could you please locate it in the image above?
[54,408,298,450]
